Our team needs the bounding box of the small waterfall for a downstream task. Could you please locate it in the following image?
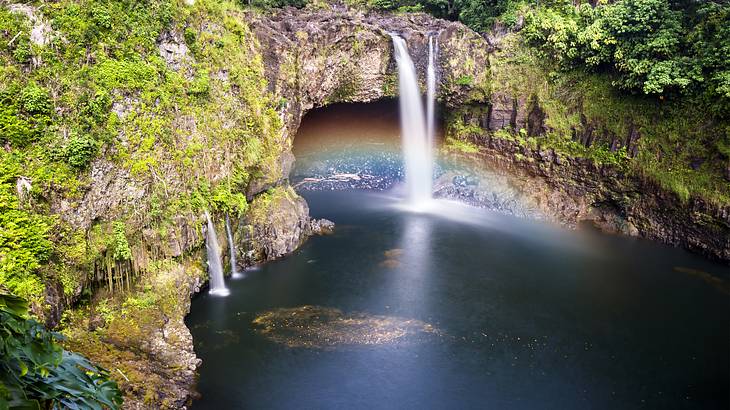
[392,35,433,206]
[225,214,242,279]
[205,211,229,296]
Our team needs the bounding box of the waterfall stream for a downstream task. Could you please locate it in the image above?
[392,35,433,207]
[225,214,242,279]
[205,211,229,296]
[426,35,438,152]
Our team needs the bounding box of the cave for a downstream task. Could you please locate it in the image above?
[291,98,445,192]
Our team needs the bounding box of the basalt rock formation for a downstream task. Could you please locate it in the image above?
[247,5,490,187]
[440,137,730,261]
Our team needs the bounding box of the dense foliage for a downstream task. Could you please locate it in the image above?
[0,293,122,409]
[0,159,53,305]
[523,0,730,111]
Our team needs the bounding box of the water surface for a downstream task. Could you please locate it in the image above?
[188,190,730,409]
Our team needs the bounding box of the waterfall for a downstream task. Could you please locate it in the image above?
[426,35,438,149]
[392,35,433,206]
[205,211,229,296]
[225,214,242,279]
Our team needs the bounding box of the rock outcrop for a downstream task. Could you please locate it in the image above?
[442,134,730,262]
[248,5,491,185]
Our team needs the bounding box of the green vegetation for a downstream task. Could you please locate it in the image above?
[0,0,286,309]
[481,30,730,204]
[430,0,729,205]
[0,0,727,405]
[522,0,729,112]
[0,158,53,305]
[444,137,480,154]
[0,293,122,409]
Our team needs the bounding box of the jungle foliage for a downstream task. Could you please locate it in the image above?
[522,0,730,113]
[0,293,122,409]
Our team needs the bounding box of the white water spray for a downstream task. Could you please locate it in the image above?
[205,211,229,296]
[392,35,433,206]
[225,214,242,279]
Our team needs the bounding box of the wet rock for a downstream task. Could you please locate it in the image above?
[251,5,490,140]
[309,218,335,235]
[450,127,730,262]
[53,158,146,229]
[488,92,526,131]
[292,149,403,191]
[673,266,730,295]
[380,248,403,268]
[239,187,312,263]
[432,167,545,220]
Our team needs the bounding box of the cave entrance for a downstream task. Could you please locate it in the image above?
[291,98,444,191]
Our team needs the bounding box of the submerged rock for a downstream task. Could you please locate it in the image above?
[252,306,440,348]
[674,266,730,295]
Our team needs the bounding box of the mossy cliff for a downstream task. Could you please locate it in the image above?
[0,0,320,407]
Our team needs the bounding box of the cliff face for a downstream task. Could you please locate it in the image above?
[440,137,730,261]
[439,31,730,262]
[245,5,729,262]
[246,6,491,191]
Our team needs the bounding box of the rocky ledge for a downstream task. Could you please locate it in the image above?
[441,135,730,263]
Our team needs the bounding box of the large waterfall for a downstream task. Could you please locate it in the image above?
[225,214,242,279]
[205,211,229,296]
[392,35,434,206]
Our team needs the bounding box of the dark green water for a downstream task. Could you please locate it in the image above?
[188,189,729,409]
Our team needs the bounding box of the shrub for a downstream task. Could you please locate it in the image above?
[0,162,53,303]
[523,0,730,109]
[111,222,132,261]
[20,85,52,115]
[65,134,98,169]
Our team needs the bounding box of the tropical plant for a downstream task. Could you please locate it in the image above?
[0,293,123,409]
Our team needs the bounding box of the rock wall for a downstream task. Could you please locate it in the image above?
[15,5,489,408]
[444,126,730,263]
[249,6,490,173]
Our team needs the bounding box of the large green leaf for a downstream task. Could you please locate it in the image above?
[0,294,122,409]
